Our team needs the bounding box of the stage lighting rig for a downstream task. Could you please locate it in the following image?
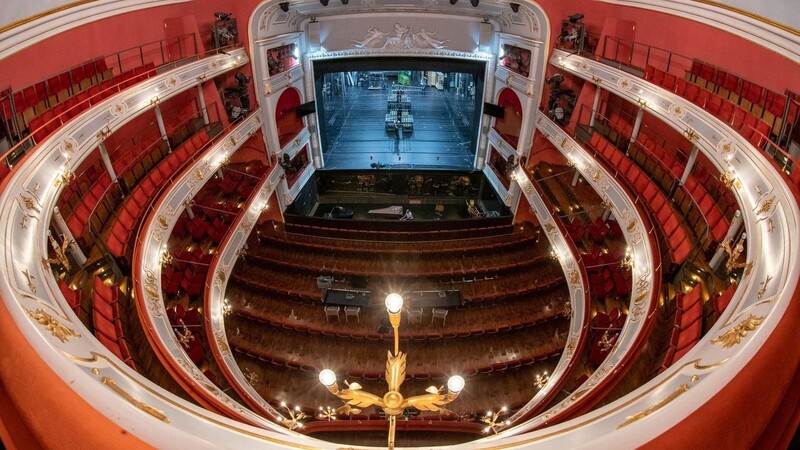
[569,13,585,23]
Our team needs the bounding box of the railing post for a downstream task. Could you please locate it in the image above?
[679,145,700,185]
[590,86,602,128]
[52,207,88,266]
[197,84,210,126]
[629,108,645,144]
[153,104,170,148]
[97,141,118,183]
[139,45,145,68]
[160,41,165,65]
[709,210,742,271]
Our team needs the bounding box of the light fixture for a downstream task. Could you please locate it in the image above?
[510,3,520,12]
[320,292,464,449]
[533,371,550,389]
[385,292,404,314]
[279,2,289,12]
[341,0,349,3]
[222,298,232,317]
[276,402,308,430]
[449,0,458,4]
[470,0,479,6]
[243,367,259,386]
[320,0,329,5]
[480,406,510,434]
[318,405,337,421]
[621,247,634,270]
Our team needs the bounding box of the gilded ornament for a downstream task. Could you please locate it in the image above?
[592,170,602,182]
[26,308,81,342]
[22,269,37,293]
[711,314,765,348]
[757,275,772,300]
[214,330,231,357]
[627,219,637,232]
[101,376,170,423]
[755,195,775,216]
[617,382,692,429]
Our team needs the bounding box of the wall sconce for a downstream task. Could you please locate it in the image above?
[243,367,259,386]
[276,402,307,430]
[533,371,550,389]
[480,406,509,434]
[318,406,337,421]
[720,167,741,190]
[222,298,232,317]
[621,247,634,269]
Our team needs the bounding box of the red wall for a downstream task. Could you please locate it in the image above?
[0,0,261,91]
[536,0,799,94]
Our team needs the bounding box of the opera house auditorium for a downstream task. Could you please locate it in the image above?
[1,0,799,448]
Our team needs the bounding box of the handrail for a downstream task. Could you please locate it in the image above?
[0,33,198,143]
[573,104,716,248]
[585,34,797,160]
[0,43,244,176]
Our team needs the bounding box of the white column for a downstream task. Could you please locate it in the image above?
[571,170,580,186]
[186,205,195,220]
[154,104,169,145]
[680,146,700,185]
[197,84,210,125]
[97,141,117,182]
[589,85,602,128]
[630,108,645,143]
[53,207,87,266]
[709,210,742,271]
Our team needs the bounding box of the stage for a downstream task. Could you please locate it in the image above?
[317,80,479,170]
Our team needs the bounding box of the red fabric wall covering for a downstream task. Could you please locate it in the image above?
[0,297,152,450]
[645,286,800,449]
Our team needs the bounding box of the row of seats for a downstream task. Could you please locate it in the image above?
[604,119,732,247]
[165,305,205,365]
[260,221,536,255]
[589,267,631,298]
[659,285,704,371]
[645,65,772,149]
[247,242,549,278]
[106,129,209,261]
[283,222,515,242]
[28,63,156,144]
[565,217,623,244]
[91,276,137,370]
[689,60,792,122]
[65,172,115,239]
[230,333,563,380]
[3,57,110,119]
[588,131,692,266]
[588,309,627,366]
[236,302,565,342]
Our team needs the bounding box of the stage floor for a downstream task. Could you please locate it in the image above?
[314,203,467,221]
[320,85,477,170]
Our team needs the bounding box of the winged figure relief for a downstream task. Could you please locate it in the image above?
[351,27,388,48]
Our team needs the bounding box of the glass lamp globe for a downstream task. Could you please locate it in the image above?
[385,293,404,314]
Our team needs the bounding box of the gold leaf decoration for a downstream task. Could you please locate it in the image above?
[617,383,690,429]
[711,314,765,348]
[26,308,81,342]
[101,376,170,423]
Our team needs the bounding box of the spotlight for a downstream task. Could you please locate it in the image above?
[320,0,329,5]
[279,2,289,12]
[470,0,479,6]
[569,13,585,23]
[449,0,458,4]
[214,12,231,21]
[510,3,519,13]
